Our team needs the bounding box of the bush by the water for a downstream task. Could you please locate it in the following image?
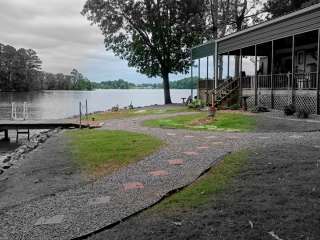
[284,104,296,116]
[297,109,310,119]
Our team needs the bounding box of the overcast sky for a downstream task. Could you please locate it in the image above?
[0,0,179,83]
[0,0,264,84]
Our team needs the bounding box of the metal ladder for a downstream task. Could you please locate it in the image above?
[11,102,30,142]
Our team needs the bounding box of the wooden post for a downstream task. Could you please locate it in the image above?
[4,129,10,141]
[317,29,320,115]
[239,49,243,104]
[227,52,230,78]
[214,41,218,90]
[85,99,88,120]
[191,52,194,99]
[271,40,275,109]
[198,59,201,99]
[291,35,296,104]
[206,56,209,104]
[79,102,82,129]
[254,45,258,106]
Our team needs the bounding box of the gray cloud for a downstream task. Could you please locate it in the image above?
[0,0,166,83]
[0,0,187,83]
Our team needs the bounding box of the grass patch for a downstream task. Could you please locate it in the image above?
[144,112,256,132]
[67,130,163,177]
[152,150,249,212]
[87,106,194,121]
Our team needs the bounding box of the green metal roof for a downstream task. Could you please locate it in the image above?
[191,41,215,60]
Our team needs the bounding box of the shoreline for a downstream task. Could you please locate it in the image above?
[0,104,185,176]
[0,129,59,176]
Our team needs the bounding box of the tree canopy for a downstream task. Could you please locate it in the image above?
[264,0,319,18]
[82,0,208,104]
[0,43,92,92]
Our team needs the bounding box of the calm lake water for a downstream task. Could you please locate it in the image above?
[0,89,195,120]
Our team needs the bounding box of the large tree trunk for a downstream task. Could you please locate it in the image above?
[162,71,172,104]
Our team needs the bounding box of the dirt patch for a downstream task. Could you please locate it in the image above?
[89,143,320,240]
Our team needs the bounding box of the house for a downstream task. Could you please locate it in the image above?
[192,3,320,114]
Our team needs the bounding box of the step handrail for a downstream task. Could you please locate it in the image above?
[211,78,239,106]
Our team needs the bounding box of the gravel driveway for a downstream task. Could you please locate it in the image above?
[0,110,320,240]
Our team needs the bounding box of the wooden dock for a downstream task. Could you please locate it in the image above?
[0,119,86,141]
[0,119,84,130]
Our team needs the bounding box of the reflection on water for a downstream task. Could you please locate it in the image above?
[0,89,195,120]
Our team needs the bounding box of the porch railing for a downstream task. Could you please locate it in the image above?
[242,72,318,90]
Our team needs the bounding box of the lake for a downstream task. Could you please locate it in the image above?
[0,89,195,120]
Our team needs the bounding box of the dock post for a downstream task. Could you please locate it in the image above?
[79,102,82,129]
[4,129,10,142]
[85,99,88,120]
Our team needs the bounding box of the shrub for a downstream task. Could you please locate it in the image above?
[297,109,310,119]
[230,104,241,110]
[251,105,269,113]
[188,99,204,109]
[284,104,296,116]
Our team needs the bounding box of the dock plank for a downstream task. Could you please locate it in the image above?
[0,119,84,130]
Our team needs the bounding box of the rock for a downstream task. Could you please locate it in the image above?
[172,222,182,226]
[2,164,11,170]
[3,156,11,163]
[64,171,73,176]
[34,179,42,184]
[0,169,4,175]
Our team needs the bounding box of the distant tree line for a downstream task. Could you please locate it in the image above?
[93,77,198,90]
[0,43,92,92]
[92,79,135,89]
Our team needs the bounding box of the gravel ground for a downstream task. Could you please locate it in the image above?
[0,131,88,210]
[255,111,320,132]
[91,143,320,240]
[0,110,320,239]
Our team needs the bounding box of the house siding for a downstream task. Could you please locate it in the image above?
[218,7,320,54]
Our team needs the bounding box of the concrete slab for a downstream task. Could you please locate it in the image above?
[167,133,176,136]
[211,142,224,145]
[88,196,111,206]
[124,182,145,191]
[183,152,199,156]
[258,136,271,139]
[184,135,194,138]
[289,135,303,139]
[35,215,65,226]
[149,170,169,177]
[205,136,217,139]
[168,159,184,166]
[197,145,210,150]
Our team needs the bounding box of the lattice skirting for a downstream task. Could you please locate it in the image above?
[273,95,290,110]
[202,88,319,114]
[247,96,255,109]
[245,91,318,114]
[258,95,272,108]
[294,94,317,114]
